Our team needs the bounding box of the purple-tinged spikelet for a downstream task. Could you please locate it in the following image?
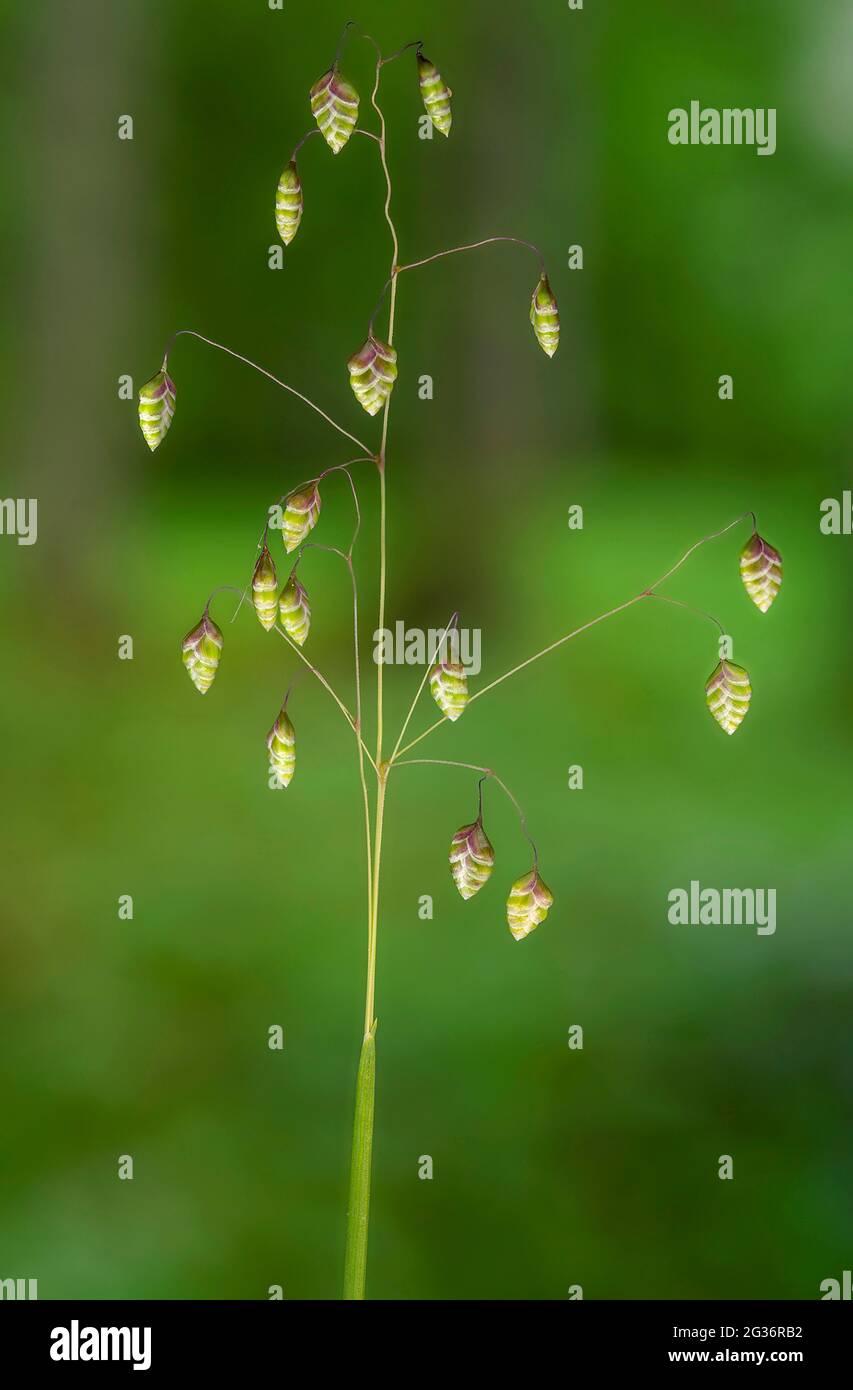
[739,533,782,613]
[506,867,553,940]
[181,613,223,694]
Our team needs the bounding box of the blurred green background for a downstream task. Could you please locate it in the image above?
[2,0,852,1300]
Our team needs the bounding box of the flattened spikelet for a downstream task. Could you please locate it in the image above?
[449,820,495,900]
[705,660,751,735]
[347,336,398,416]
[417,53,452,136]
[181,613,223,694]
[310,68,359,153]
[739,533,782,613]
[267,706,296,787]
[506,868,553,940]
[138,369,176,451]
[252,544,278,631]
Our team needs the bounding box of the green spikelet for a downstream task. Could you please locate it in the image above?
[267,705,296,787]
[275,159,303,246]
[138,368,176,451]
[310,68,359,153]
[281,484,321,554]
[739,533,782,613]
[417,52,452,136]
[181,613,223,695]
[347,335,398,416]
[530,275,559,358]
[449,820,494,900]
[251,544,278,631]
[279,575,311,646]
[705,660,751,735]
[506,867,554,941]
[429,658,468,722]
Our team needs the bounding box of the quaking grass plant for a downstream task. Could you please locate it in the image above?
[138,21,784,1299]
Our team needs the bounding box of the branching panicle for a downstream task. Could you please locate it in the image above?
[140,21,782,1301]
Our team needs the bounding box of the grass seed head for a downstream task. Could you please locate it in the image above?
[449,819,495,900]
[429,658,469,721]
[138,369,176,451]
[252,544,278,631]
[275,158,303,246]
[181,613,223,694]
[347,335,398,416]
[267,705,296,787]
[705,660,751,734]
[310,68,359,153]
[281,484,322,553]
[417,53,452,136]
[279,575,312,646]
[530,275,559,358]
[739,533,782,613]
[506,867,553,940]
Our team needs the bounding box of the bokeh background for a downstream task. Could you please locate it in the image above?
[2,0,852,1299]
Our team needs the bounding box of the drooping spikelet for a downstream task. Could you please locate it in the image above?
[275,159,303,246]
[530,275,559,358]
[279,575,311,646]
[251,544,278,631]
[739,533,782,614]
[138,369,176,451]
[417,52,452,136]
[181,613,223,694]
[267,705,296,787]
[705,660,752,735]
[309,68,359,153]
[281,484,321,554]
[449,820,494,900]
[429,658,469,722]
[347,335,398,416]
[506,868,554,941]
